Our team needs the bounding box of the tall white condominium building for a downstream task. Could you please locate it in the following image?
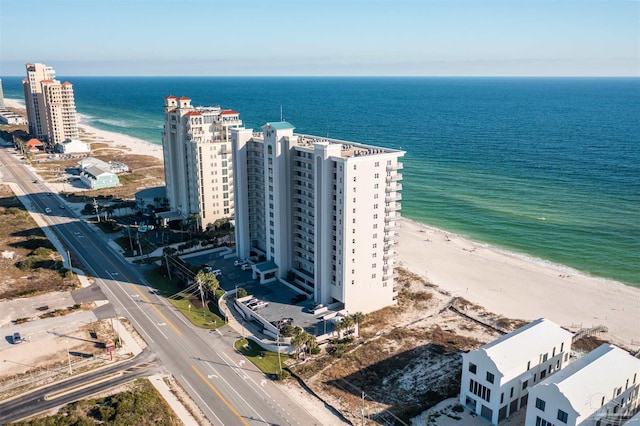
[22,63,79,144]
[526,344,640,426]
[232,122,405,314]
[162,95,242,229]
[0,78,5,109]
[460,318,574,425]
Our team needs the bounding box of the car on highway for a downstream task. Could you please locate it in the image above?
[241,263,252,271]
[44,208,52,214]
[12,332,22,344]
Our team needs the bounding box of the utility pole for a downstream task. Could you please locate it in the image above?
[128,226,134,253]
[165,253,172,280]
[277,332,283,376]
[67,250,72,271]
[93,198,100,222]
[361,390,366,426]
[198,280,206,317]
[65,339,72,375]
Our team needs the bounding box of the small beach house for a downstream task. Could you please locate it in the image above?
[460,318,574,424]
[525,344,640,426]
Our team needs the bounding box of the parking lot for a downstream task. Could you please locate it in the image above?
[184,252,338,336]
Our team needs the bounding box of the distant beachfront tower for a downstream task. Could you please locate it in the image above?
[22,63,79,145]
[525,344,640,426]
[0,78,5,109]
[460,318,574,424]
[41,80,79,145]
[232,123,405,315]
[162,95,242,230]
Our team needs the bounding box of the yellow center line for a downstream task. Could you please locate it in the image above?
[133,285,182,335]
[191,364,249,426]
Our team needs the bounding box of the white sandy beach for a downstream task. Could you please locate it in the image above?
[5,98,640,350]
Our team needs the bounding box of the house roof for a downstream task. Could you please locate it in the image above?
[165,95,177,99]
[537,344,640,417]
[479,318,573,376]
[185,111,201,117]
[84,166,115,178]
[264,121,295,130]
[178,96,191,100]
[221,110,239,115]
[26,138,43,146]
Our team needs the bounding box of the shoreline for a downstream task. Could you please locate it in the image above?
[4,97,639,349]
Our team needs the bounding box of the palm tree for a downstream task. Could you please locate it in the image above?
[194,270,219,300]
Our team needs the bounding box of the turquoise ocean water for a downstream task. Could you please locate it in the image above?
[2,77,639,286]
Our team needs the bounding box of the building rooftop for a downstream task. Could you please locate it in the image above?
[537,344,640,417]
[265,121,295,130]
[479,318,573,376]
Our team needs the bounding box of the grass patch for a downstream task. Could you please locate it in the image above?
[234,338,288,376]
[10,378,180,425]
[145,268,225,329]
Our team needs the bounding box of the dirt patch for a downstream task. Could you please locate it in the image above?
[0,185,79,300]
[289,268,522,425]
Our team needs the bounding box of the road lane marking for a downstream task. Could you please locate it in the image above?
[181,375,224,426]
[132,285,182,336]
[191,365,249,426]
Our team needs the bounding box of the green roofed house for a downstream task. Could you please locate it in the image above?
[79,165,119,189]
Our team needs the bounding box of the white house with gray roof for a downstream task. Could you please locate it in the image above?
[460,318,574,424]
[525,344,640,426]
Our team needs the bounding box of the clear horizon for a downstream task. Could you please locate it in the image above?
[1,0,638,78]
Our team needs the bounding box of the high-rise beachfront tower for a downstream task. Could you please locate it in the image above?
[0,79,5,109]
[41,80,79,145]
[22,63,79,144]
[232,122,405,314]
[162,95,242,230]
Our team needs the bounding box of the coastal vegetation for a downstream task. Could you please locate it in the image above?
[0,185,79,300]
[8,379,180,426]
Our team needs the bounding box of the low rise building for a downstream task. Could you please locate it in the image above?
[460,318,574,424]
[55,138,90,154]
[525,344,640,426]
[0,109,27,125]
[79,166,119,189]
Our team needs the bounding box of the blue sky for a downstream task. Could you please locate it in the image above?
[1,0,638,76]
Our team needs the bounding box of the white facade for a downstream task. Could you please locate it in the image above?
[23,63,55,139]
[22,63,78,145]
[162,96,242,229]
[525,344,640,426]
[57,138,90,153]
[460,318,574,424]
[41,80,79,144]
[232,122,405,314]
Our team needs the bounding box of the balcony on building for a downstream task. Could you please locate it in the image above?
[385,173,403,183]
[386,162,404,171]
[385,204,402,213]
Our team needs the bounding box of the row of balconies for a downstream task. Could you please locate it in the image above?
[385,183,402,193]
[385,203,402,213]
[386,162,404,171]
[386,174,403,183]
[385,193,402,203]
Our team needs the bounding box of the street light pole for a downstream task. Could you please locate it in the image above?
[67,250,72,271]
[65,339,72,375]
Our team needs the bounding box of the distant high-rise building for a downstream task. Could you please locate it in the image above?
[232,122,405,314]
[0,78,5,109]
[22,63,78,144]
[162,95,242,229]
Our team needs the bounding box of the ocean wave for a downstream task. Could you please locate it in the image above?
[94,118,129,127]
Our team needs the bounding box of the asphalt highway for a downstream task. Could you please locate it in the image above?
[0,146,326,425]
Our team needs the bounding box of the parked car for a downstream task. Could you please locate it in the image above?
[211,269,222,276]
[241,263,252,271]
[59,205,65,209]
[291,293,307,304]
[243,297,259,306]
[250,301,269,310]
[233,260,243,266]
[44,207,52,214]
[12,332,22,344]
[201,264,212,272]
